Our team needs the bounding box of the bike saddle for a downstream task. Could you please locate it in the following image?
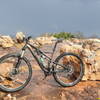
[52,38,64,43]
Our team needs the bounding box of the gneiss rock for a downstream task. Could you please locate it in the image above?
[0,36,14,48]
[16,32,25,43]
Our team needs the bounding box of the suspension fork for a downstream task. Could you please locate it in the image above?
[10,58,21,75]
[12,43,28,75]
[13,50,25,74]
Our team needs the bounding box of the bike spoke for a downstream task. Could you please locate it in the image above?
[53,53,84,87]
[12,79,24,85]
[0,54,31,91]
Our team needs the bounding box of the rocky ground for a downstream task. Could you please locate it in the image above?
[8,71,100,100]
[0,70,100,100]
[0,33,100,100]
[0,43,100,100]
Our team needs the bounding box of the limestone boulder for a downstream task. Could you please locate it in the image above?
[36,36,56,45]
[0,36,14,48]
[60,41,100,81]
[16,32,25,43]
[0,93,16,100]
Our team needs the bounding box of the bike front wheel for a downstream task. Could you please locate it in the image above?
[0,53,32,92]
[53,52,84,87]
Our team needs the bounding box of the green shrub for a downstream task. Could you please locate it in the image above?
[53,32,74,39]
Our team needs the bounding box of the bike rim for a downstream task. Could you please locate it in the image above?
[55,55,83,85]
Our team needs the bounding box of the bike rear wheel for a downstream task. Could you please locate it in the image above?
[53,52,84,87]
[0,53,32,92]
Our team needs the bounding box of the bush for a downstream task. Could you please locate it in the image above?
[53,32,75,39]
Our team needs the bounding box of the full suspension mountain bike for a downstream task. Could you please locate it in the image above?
[0,36,84,92]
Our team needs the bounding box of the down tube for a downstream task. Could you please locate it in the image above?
[27,46,47,72]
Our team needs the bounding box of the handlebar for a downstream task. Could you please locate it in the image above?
[23,36,32,42]
[23,36,42,46]
[24,36,64,46]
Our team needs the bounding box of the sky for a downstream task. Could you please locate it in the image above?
[0,0,100,37]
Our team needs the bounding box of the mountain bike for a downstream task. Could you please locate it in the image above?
[0,36,84,92]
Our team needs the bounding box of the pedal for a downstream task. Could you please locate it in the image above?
[42,76,47,80]
[42,72,48,80]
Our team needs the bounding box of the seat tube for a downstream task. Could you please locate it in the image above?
[51,42,58,58]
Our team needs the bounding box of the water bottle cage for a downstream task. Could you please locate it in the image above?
[39,55,48,68]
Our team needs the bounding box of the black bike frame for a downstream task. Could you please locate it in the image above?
[20,42,58,74]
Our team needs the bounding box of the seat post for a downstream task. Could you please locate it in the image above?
[51,38,63,58]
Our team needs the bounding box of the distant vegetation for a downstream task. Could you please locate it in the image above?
[53,32,75,39]
[40,32,85,39]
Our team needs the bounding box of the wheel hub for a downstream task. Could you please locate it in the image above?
[65,64,74,75]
